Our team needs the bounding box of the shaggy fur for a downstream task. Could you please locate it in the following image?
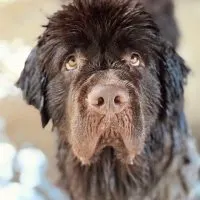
[16,0,193,199]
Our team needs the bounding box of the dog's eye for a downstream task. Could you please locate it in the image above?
[65,56,78,70]
[130,53,141,67]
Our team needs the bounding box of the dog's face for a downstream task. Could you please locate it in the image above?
[16,0,188,165]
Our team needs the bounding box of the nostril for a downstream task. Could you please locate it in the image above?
[97,97,104,106]
[183,155,191,165]
[114,96,121,105]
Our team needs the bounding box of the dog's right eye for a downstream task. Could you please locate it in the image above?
[122,52,143,68]
[65,55,78,70]
[130,53,141,67]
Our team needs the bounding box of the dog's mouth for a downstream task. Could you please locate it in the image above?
[93,129,138,165]
[69,108,145,165]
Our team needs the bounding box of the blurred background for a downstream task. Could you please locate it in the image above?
[0,0,200,186]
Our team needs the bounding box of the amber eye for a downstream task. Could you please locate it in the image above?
[130,53,141,67]
[65,55,78,70]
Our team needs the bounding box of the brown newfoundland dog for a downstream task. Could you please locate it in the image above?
[16,0,199,199]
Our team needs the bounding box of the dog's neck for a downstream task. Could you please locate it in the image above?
[55,112,186,200]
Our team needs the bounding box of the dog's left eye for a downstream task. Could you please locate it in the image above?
[65,55,78,70]
[130,53,141,67]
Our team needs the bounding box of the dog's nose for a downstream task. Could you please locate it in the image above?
[87,85,129,114]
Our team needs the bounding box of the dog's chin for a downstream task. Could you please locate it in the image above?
[75,138,141,166]
[71,126,144,166]
[94,132,140,165]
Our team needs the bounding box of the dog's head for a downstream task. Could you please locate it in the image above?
[16,0,189,165]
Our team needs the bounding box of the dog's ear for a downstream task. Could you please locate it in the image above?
[159,41,190,115]
[16,47,50,127]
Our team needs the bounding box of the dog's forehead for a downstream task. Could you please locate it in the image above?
[79,41,122,62]
[45,1,159,53]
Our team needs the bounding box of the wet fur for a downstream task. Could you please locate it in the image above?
[16,0,190,199]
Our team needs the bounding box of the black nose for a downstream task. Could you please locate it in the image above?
[87,85,129,114]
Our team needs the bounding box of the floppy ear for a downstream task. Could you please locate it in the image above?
[16,47,50,127]
[159,41,190,115]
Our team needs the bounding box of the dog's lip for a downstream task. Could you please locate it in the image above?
[71,133,102,165]
[75,144,137,165]
[97,142,138,165]
[71,129,139,165]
